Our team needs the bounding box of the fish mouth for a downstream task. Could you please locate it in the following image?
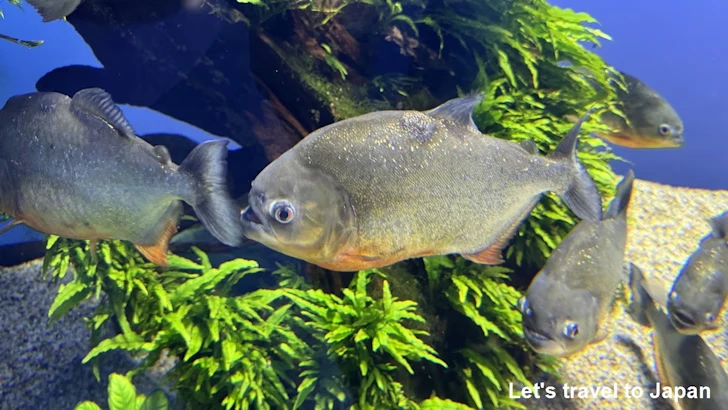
[523,327,567,357]
[240,205,271,242]
[670,135,685,148]
[241,206,263,226]
[668,307,700,334]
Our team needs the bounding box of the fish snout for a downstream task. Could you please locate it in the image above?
[241,206,263,225]
[669,133,685,147]
[522,326,565,356]
[668,306,702,334]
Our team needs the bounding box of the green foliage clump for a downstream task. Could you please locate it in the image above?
[46,238,447,410]
[421,256,558,409]
[75,373,169,410]
[283,269,446,409]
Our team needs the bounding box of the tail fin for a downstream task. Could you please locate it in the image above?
[26,0,81,22]
[604,170,635,220]
[627,263,655,328]
[709,211,728,241]
[179,140,243,247]
[550,110,603,222]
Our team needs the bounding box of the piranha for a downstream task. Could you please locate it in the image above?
[0,88,243,265]
[573,70,684,149]
[628,263,728,409]
[667,211,728,335]
[520,170,634,357]
[240,94,603,272]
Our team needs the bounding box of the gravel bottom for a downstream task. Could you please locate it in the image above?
[0,260,138,410]
[521,178,728,410]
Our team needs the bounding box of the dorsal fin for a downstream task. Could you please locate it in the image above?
[425,94,483,131]
[71,88,136,139]
[604,170,635,220]
[153,145,173,165]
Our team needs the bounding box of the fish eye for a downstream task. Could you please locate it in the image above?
[563,322,579,339]
[706,312,716,323]
[658,124,672,136]
[270,200,296,224]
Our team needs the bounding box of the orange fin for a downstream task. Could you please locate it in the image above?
[461,243,506,264]
[461,199,538,265]
[135,205,182,266]
[135,218,177,266]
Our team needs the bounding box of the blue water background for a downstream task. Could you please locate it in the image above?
[0,0,725,246]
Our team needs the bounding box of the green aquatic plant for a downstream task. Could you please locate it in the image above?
[46,237,445,409]
[421,256,559,409]
[282,268,447,409]
[75,373,169,410]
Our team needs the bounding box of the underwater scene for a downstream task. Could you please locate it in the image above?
[0,0,726,409]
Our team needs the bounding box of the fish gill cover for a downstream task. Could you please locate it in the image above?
[30,0,626,408]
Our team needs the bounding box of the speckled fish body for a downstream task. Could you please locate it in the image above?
[520,171,634,357]
[240,95,602,271]
[667,212,728,334]
[629,264,728,410]
[0,88,243,264]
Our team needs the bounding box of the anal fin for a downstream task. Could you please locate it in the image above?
[460,199,539,265]
[134,202,183,266]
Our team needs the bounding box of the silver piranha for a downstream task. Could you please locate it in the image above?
[667,212,728,335]
[0,88,243,265]
[240,95,602,271]
[628,263,728,410]
[520,171,635,357]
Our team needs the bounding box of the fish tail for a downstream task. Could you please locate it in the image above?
[604,170,635,220]
[709,211,728,241]
[627,263,655,328]
[550,109,603,222]
[179,139,243,247]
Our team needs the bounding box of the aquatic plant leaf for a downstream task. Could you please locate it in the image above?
[48,279,92,323]
[83,333,153,363]
[419,397,476,410]
[139,390,169,410]
[292,377,317,409]
[107,373,137,410]
[74,402,102,410]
